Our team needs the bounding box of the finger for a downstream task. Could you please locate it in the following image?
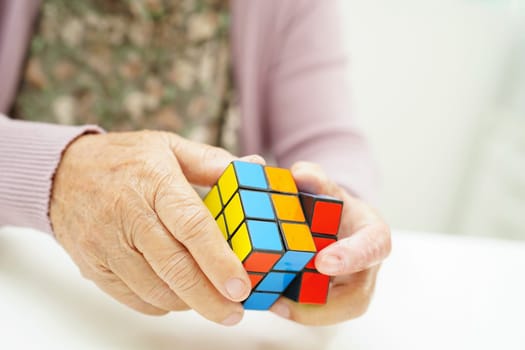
[107,246,189,312]
[153,164,251,303]
[290,161,341,197]
[85,266,168,316]
[316,220,391,275]
[133,222,246,326]
[271,266,380,326]
[168,134,265,186]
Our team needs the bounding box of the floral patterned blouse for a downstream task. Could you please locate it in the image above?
[14,0,239,153]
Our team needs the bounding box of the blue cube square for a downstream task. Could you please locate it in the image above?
[255,272,297,293]
[247,220,283,252]
[233,161,268,190]
[273,251,315,272]
[243,292,280,310]
[240,190,275,220]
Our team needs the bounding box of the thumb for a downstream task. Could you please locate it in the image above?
[168,134,265,186]
[315,220,391,275]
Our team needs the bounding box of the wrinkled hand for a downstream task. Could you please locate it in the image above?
[270,162,391,325]
[50,130,258,326]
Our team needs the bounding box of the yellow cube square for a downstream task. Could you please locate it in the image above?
[265,166,298,194]
[280,222,316,252]
[203,185,222,219]
[271,193,305,222]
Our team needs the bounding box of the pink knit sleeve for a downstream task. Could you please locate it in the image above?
[0,115,103,234]
[266,1,379,203]
[232,0,379,203]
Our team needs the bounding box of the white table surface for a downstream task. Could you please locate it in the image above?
[1,227,524,350]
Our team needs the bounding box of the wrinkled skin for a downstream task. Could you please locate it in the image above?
[50,131,391,326]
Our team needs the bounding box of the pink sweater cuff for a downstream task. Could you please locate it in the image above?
[0,115,104,234]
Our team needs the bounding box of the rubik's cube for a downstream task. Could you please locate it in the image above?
[203,161,343,310]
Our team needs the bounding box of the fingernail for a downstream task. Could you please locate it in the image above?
[272,302,290,319]
[319,254,344,275]
[225,278,248,300]
[221,312,243,326]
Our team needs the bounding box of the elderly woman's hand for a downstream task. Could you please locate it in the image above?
[50,130,257,326]
[270,162,392,325]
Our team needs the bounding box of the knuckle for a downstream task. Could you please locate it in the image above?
[127,208,159,246]
[202,144,231,163]
[115,184,160,248]
[179,209,209,243]
[159,251,201,295]
[175,267,201,295]
[153,177,211,241]
[152,173,179,209]
[172,199,210,244]
[145,284,172,302]
[139,165,172,197]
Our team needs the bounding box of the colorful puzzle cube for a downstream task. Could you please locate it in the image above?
[203,161,318,310]
[283,193,343,304]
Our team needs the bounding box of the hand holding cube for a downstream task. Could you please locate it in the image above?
[204,161,343,310]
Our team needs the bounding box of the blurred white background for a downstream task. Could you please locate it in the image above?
[340,0,525,239]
